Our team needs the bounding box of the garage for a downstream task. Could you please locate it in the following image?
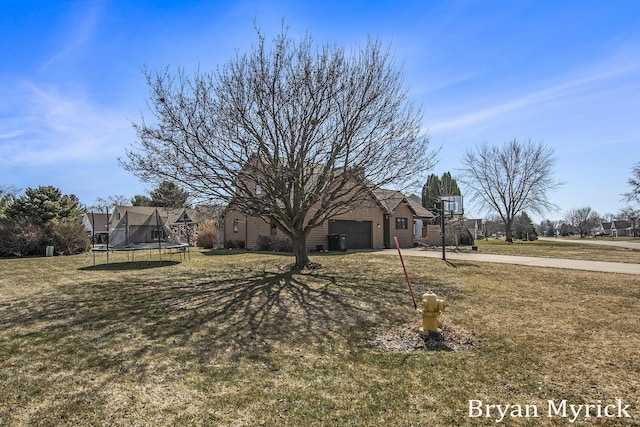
[328,220,372,249]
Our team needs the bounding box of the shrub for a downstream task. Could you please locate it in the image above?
[224,239,245,249]
[459,228,475,246]
[0,219,46,257]
[0,218,89,257]
[256,235,271,251]
[196,219,219,249]
[255,235,293,252]
[271,238,293,252]
[49,219,90,255]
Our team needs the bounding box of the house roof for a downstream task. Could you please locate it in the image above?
[372,189,404,213]
[406,194,435,219]
[82,213,109,233]
[371,189,435,219]
[111,206,221,226]
[612,220,631,229]
[464,218,483,229]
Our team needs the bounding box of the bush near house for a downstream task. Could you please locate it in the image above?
[224,239,246,249]
[256,235,294,252]
[196,219,219,249]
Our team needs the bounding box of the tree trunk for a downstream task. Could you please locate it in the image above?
[505,219,514,243]
[291,234,311,269]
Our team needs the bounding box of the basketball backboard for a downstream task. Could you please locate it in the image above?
[441,195,463,215]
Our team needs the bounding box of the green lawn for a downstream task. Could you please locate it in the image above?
[0,250,638,425]
[475,238,640,263]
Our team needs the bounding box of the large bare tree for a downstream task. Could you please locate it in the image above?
[123,27,436,268]
[563,206,601,238]
[459,139,562,242]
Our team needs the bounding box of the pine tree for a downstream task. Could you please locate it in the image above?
[421,172,461,212]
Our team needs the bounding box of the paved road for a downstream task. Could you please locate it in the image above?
[381,247,640,275]
[538,236,640,249]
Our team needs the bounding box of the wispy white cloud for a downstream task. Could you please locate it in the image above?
[429,45,640,134]
[0,82,132,167]
[40,1,105,70]
[0,130,25,140]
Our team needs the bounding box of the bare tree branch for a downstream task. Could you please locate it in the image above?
[458,139,562,242]
[563,207,601,238]
[121,27,437,267]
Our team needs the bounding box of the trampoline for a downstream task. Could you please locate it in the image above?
[90,207,191,265]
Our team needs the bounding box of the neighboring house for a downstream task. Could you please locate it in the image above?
[109,206,221,246]
[597,222,612,236]
[222,185,436,251]
[407,194,435,239]
[610,220,631,237]
[81,212,109,244]
[373,189,436,248]
[464,218,484,239]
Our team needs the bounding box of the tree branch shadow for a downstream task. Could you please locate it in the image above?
[0,262,444,421]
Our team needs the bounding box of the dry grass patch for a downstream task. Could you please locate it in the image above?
[475,238,640,263]
[0,250,638,425]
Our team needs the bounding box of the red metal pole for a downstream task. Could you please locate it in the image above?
[394,236,417,310]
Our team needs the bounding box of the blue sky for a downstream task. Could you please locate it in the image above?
[1,0,639,220]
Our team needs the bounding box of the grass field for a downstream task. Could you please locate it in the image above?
[475,238,640,264]
[0,248,639,426]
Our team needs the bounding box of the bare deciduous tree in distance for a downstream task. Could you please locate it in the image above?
[122,26,437,268]
[624,162,640,204]
[563,206,601,238]
[459,139,562,243]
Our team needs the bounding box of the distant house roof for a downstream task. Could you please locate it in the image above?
[464,218,483,229]
[82,213,109,234]
[111,206,221,226]
[612,220,631,230]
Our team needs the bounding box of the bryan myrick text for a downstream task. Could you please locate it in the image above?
[468,399,632,423]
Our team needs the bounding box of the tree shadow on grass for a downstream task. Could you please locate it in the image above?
[1,265,418,365]
[0,262,447,422]
[78,260,181,271]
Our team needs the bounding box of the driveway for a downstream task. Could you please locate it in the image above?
[380,247,640,275]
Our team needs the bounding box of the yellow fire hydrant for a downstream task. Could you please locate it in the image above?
[419,292,446,335]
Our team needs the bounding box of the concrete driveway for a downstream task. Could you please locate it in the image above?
[381,246,640,275]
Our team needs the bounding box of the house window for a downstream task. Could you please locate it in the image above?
[270,223,277,236]
[152,229,164,240]
[395,217,408,230]
[255,184,262,195]
[233,219,239,233]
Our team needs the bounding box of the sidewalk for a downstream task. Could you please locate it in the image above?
[380,247,640,275]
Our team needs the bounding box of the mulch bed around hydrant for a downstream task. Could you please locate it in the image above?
[367,322,479,352]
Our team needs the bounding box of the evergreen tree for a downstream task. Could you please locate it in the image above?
[422,174,441,212]
[6,186,82,225]
[0,185,18,220]
[421,172,461,212]
[131,194,153,206]
[150,181,189,208]
[513,212,537,240]
[440,172,461,196]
